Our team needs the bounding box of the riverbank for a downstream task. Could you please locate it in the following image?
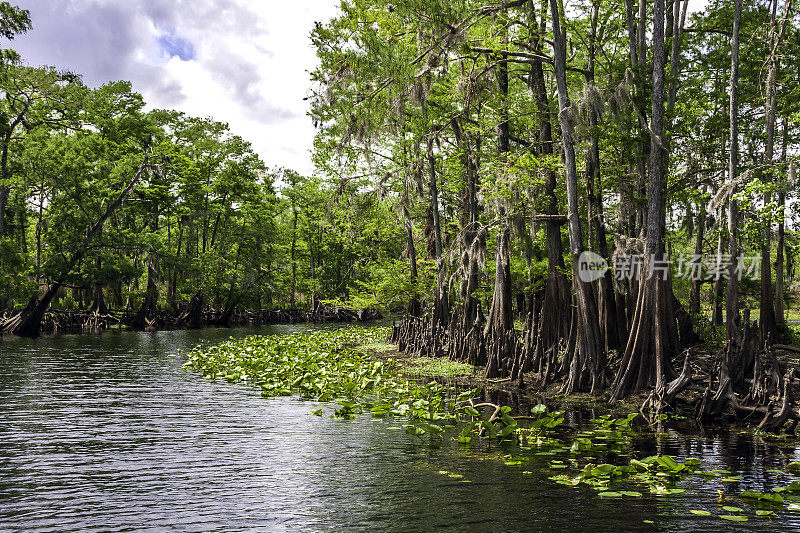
[181,325,800,525]
[0,304,384,337]
[375,340,800,442]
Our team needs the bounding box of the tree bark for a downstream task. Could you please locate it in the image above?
[586,0,620,354]
[0,186,8,240]
[712,229,725,326]
[725,0,743,344]
[550,0,605,393]
[290,207,298,308]
[451,118,481,331]
[759,0,791,344]
[775,117,789,328]
[484,39,514,379]
[689,204,705,314]
[406,219,421,317]
[521,1,571,382]
[611,0,678,401]
[131,255,158,330]
[427,137,449,329]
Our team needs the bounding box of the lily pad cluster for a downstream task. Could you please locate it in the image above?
[184,327,473,426]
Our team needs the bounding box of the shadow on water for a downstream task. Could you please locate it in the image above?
[1,326,799,531]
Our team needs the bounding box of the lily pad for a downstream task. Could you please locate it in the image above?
[719,515,748,522]
[689,510,712,516]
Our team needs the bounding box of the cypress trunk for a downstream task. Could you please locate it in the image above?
[550,0,605,393]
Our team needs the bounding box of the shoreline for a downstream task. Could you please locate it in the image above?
[371,343,800,445]
[0,306,386,339]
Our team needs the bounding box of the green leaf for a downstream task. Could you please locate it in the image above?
[498,425,516,437]
[501,413,517,427]
[592,464,617,476]
[405,424,426,436]
[690,510,712,516]
[656,455,680,471]
[719,515,748,522]
[531,404,547,415]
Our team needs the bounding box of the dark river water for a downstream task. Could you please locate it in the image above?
[2,325,800,532]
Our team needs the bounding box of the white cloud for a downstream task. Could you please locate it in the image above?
[9,0,341,175]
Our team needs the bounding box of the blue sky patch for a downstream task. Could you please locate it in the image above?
[158,32,195,61]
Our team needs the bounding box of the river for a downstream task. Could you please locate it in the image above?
[2,325,798,531]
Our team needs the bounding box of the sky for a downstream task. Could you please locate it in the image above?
[9,0,342,176]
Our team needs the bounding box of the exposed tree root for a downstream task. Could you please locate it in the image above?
[390,309,800,434]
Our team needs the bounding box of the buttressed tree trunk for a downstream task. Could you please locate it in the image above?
[611,0,679,401]
[549,0,605,393]
[586,0,620,354]
[759,0,790,345]
[484,39,514,379]
[522,1,571,383]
